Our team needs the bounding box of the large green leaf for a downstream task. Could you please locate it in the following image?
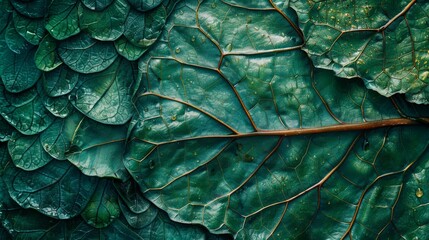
[123,0,429,238]
[5,21,32,54]
[4,160,98,219]
[0,85,54,135]
[81,179,120,228]
[58,33,118,74]
[290,0,429,104]
[35,34,63,71]
[13,11,46,45]
[78,0,130,41]
[65,113,129,179]
[45,0,80,40]
[1,209,81,239]
[124,6,166,48]
[69,57,134,125]
[42,65,79,97]
[8,133,53,171]
[0,46,41,93]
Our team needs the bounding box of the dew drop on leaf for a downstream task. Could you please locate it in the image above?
[226,43,232,52]
[149,160,155,169]
[171,115,177,121]
[175,48,181,54]
[416,188,424,198]
[191,36,195,42]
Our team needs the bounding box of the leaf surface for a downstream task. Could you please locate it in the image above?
[291,0,429,104]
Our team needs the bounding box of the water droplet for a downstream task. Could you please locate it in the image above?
[175,47,181,54]
[167,75,171,79]
[416,188,424,198]
[211,2,217,8]
[226,43,232,52]
[191,36,195,42]
[171,115,177,121]
[193,152,198,156]
[254,27,259,31]
[179,10,184,15]
[149,160,155,169]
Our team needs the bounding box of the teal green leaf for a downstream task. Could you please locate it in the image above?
[45,0,80,40]
[4,160,98,219]
[81,180,120,228]
[0,85,54,135]
[118,197,158,229]
[114,36,148,61]
[127,0,163,12]
[0,116,15,142]
[65,113,129,179]
[123,1,429,238]
[42,65,79,97]
[5,21,31,54]
[1,209,82,239]
[13,12,46,45]
[0,47,41,93]
[0,142,11,175]
[124,7,166,48]
[78,0,130,41]
[114,179,151,214]
[10,0,50,18]
[291,0,429,104]
[42,94,74,118]
[69,58,134,124]
[34,34,63,71]
[40,117,73,160]
[7,134,53,171]
[81,0,114,11]
[58,33,118,73]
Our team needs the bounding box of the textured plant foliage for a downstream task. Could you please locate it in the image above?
[0,0,429,239]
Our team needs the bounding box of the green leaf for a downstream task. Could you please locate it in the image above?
[42,65,79,97]
[124,6,166,48]
[78,0,130,41]
[69,57,134,124]
[45,0,80,40]
[13,11,46,45]
[1,209,82,239]
[34,34,63,71]
[81,180,120,228]
[0,85,54,135]
[0,47,41,93]
[118,196,158,229]
[81,0,114,11]
[291,0,429,104]
[65,113,129,179]
[58,33,118,74]
[39,117,72,160]
[42,94,74,118]
[9,0,50,18]
[114,36,148,61]
[4,160,98,219]
[0,117,15,142]
[5,21,32,54]
[8,134,53,171]
[127,0,163,12]
[114,179,152,214]
[123,1,429,238]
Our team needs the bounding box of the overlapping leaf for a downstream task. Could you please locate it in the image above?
[0,0,429,239]
[123,0,429,238]
[290,0,429,104]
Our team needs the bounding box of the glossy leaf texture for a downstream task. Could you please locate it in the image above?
[123,0,429,238]
[290,0,429,104]
[0,0,429,239]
